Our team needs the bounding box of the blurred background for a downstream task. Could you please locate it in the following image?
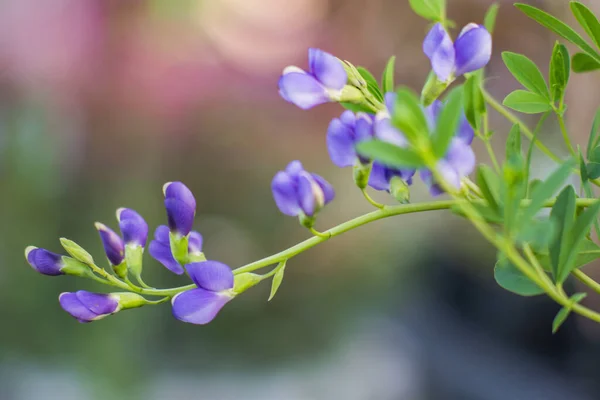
[2,0,600,399]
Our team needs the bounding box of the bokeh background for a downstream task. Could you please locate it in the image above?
[2,1,600,399]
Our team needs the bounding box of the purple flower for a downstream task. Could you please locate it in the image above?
[419,101,476,195]
[25,247,64,276]
[116,208,148,248]
[271,161,335,217]
[171,261,235,325]
[367,93,416,191]
[59,291,119,323]
[163,182,196,237]
[278,48,347,110]
[149,225,203,275]
[326,111,375,167]
[423,23,492,81]
[95,222,125,266]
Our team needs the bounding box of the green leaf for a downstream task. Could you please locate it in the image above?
[451,202,503,223]
[515,3,600,63]
[580,148,589,183]
[572,52,600,72]
[520,160,574,224]
[268,261,286,301]
[476,165,502,213]
[588,146,600,178]
[570,2,600,50]
[550,185,577,281]
[392,87,430,145]
[506,124,522,161]
[464,75,486,130]
[408,0,445,22]
[517,218,557,252]
[494,256,544,296]
[432,86,463,158]
[587,107,600,158]
[381,56,396,94]
[357,67,383,102]
[356,140,426,168]
[484,3,500,34]
[537,239,600,271]
[502,52,550,99]
[552,293,587,333]
[549,42,570,103]
[60,238,95,266]
[560,200,600,282]
[503,90,553,114]
[340,102,374,114]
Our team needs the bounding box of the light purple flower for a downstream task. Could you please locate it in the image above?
[419,101,476,195]
[366,92,416,191]
[423,23,492,81]
[149,225,203,275]
[326,111,375,167]
[117,208,148,248]
[271,161,335,217]
[278,48,347,110]
[171,261,234,325]
[163,182,196,237]
[95,222,125,266]
[25,247,64,276]
[59,291,119,323]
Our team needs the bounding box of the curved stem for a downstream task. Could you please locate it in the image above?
[361,189,385,209]
[573,269,600,296]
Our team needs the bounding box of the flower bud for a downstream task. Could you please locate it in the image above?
[59,291,119,323]
[95,222,125,266]
[117,208,148,283]
[163,181,196,237]
[390,176,410,204]
[25,247,64,276]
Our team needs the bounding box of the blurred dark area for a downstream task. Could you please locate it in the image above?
[2,0,600,399]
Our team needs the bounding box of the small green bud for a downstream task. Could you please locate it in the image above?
[353,162,372,189]
[60,238,95,266]
[299,213,316,229]
[60,257,95,279]
[169,232,189,266]
[390,176,410,204]
[112,292,150,311]
[421,71,453,106]
[124,244,144,283]
[338,85,364,104]
[233,273,263,295]
[342,61,366,88]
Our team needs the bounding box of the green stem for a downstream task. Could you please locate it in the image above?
[556,110,576,156]
[573,269,600,296]
[484,139,501,172]
[482,88,562,164]
[361,189,385,209]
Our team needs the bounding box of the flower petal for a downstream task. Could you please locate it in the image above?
[95,223,124,266]
[326,117,357,167]
[368,162,391,191]
[271,171,300,216]
[424,100,443,130]
[446,139,476,176]
[383,92,396,115]
[285,160,304,177]
[186,261,234,291]
[188,231,203,254]
[454,24,492,76]
[153,225,171,245]
[117,208,148,247]
[374,118,408,147]
[457,116,475,144]
[149,240,184,275]
[75,291,119,315]
[297,173,317,216]
[164,182,197,236]
[311,174,335,204]
[308,48,347,90]
[278,72,329,110]
[59,292,99,322]
[424,24,456,81]
[26,248,63,276]
[172,288,232,325]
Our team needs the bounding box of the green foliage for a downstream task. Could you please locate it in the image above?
[516,3,600,65]
[355,140,426,168]
[587,107,600,159]
[502,52,549,99]
[537,239,600,272]
[587,146,600,179]
[549,42,570,104]
[392,87,430,145]
[517,218,557,251]
[572,53,600,72]
[505,124,522,162]
[477,165,502,216]
[484,3,500,34]
[408,0,445,22]
[60,238,95,266]
[357,66,384,102]
[570,2,600,50]
[432,86,463,158]
[553,293,587,333]
[340,102,376,114]
[269,261,286,301]
[494,255,544,296]
[503,90,552,114]
[464,75,486,131]
[381,56,396,94]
